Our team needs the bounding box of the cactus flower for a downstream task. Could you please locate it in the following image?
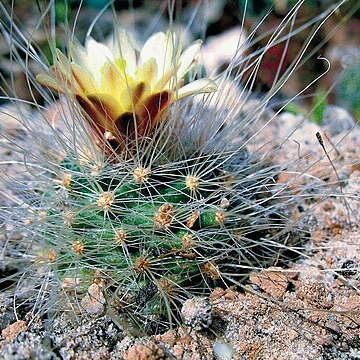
[36,30,217,151]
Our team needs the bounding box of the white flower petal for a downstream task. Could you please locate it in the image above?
[70,41,88,68]
[177,39,202,80]
[140,31,175,80]
[85,37,113,60]
[83,37,114,84]
[161,30,176,76]
[176,78,217,100]
[140,32,165,63]
[113,28,137,76]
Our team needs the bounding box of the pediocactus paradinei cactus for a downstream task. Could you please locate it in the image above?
[1,9,318,335]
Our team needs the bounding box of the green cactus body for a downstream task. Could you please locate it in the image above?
[29,148,299,335]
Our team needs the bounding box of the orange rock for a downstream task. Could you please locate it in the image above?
[250,267,299,299]
[124,342,165,360]
[2,320,27,341]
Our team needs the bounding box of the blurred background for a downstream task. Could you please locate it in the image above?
[1,0,360,122]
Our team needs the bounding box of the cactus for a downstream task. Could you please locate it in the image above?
[0,1,344,335]
[20,136,300,333]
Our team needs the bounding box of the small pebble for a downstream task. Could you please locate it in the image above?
[340,259,357,278]
[213,340,234,360]
[322,105,354,135]
[81,283,106,316]
[2,320,27,341]
[181,297,213,330]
